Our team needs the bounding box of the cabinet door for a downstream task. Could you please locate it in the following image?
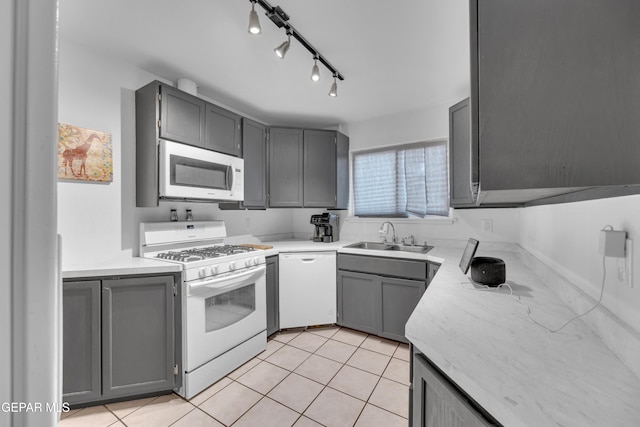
[101,276,175,399]
[269,128,303,207]
[449,98,476,207]
[159,85,206,146]
[63,281,101,405]
[266,256,279,336]
[205,103,242,156]
[303,130,336,208]
[412,352,496,427]
[242,119,268,207]
[337,270,379,334]
[427,262,440,285]
[475,0,640,191]
[380,277,425,343]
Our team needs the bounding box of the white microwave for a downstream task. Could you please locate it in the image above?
[159,140,244,202]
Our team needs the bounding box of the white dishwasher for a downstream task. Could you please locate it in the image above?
[279,251,337,329]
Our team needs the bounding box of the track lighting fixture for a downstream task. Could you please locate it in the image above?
[328,75,338,97]
[246,0,345,94]
[248,0,262,34]
[274,32,291,59]
[310,57,320,82]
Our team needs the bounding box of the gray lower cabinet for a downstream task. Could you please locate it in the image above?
[63,274,179,406]
[411,350,498,427]
[63,281,101,404]
[337,254,437,343]
[266,255,279,336]
[337,271,379,335]
[101,276,176,399]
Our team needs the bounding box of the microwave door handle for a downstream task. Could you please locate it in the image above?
[226,164,233,192]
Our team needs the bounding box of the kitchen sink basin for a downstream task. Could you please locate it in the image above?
[345,242,433,254]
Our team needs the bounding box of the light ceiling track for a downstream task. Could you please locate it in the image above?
[249,0,345,82]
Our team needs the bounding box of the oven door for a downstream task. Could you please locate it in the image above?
[159,139,244,201]
[185,265,266,371]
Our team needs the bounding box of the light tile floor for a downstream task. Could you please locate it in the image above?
[59,326,410,427]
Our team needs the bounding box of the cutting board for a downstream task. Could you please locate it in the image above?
[239,243,273,250]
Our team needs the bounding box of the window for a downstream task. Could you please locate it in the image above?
[352,140,449,217]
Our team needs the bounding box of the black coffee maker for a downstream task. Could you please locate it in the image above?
[310,213,339,242]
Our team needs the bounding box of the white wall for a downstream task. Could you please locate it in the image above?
[0,0,12,423]
[520,195,640,333]
[57,40,295,265]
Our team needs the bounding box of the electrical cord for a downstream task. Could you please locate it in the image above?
[459,255,608,334]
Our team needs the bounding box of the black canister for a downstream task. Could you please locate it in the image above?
[470,257,506,286]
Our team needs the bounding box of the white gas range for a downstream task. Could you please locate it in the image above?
[140,221,266,399]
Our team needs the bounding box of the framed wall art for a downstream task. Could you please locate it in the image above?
[57,123,112,182]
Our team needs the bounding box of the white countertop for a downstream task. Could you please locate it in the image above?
[405,246,640,427]
[62,257,182,279]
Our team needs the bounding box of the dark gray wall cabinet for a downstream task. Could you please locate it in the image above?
[205,103,241,157]
[337,254,438,343]
[268,128,304,208]
[449,98,476,207]
[411,350,499,426]
[266,255,279,336]
[63,274,180,406]
[303,130,337,208]
[466,0,640,205]
[241,118,268,208]
[136,80,243,207]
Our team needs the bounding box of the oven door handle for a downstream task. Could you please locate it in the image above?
[189,265,265,293]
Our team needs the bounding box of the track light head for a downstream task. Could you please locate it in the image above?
[310,58,320,82]
[329,76,338,97]
[274,33,291,59]
[248,1,261,34]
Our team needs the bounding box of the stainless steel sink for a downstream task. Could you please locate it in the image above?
[345,242,394,251]
[345,242,433,254]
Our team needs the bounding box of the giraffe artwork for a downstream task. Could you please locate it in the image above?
[57,123,112,182]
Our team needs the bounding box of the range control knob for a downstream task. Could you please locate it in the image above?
[228,261,236,271]
[198,268,207,278]
[211,265,219,275]
[244,258,252,267]
[253,257,261,265]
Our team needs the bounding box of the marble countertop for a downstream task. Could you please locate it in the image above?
[62,257,182,279]
[405,246,640,427]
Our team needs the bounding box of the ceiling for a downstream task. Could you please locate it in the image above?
[58,0,470,128]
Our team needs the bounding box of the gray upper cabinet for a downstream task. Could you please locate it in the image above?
[242,119,268,208]
[269,128,304,208]
[63,281,101,405]
[449,98,476,207]
[468,0,640,205]
[101,276,176,399]
[136,80,245,206]
[304,130,337,208]
[205,103,241,157]
[159,84,206,147]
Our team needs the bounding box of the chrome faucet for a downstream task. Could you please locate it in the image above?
[379,221,396,244]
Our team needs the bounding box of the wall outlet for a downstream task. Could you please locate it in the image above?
[481,219,493,233]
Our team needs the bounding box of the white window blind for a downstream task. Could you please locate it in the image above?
[353,141,449,217]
